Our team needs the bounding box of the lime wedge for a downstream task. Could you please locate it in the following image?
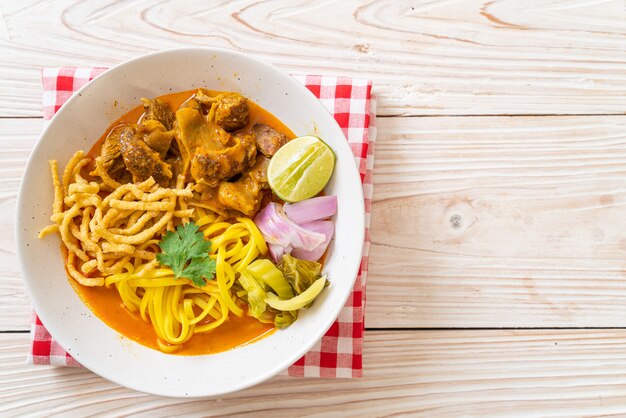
[267,135,335,203]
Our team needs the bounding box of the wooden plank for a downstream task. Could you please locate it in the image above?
[3,330,626,416]
[0,119,40,331]
[6,115,626,329]
[2,0,626,117]
[368,115,626,327]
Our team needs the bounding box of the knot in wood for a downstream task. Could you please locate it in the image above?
[449,214,463,229]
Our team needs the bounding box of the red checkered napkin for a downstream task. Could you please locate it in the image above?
[29,68,376,378]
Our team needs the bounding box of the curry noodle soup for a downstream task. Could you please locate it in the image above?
[39,89,335,355]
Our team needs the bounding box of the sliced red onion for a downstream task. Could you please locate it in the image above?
[291,221,335,262]
[255,202,326,251]
[284,196,337,225]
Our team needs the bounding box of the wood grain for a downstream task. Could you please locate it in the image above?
[369,115,626,327]
[0,119,40,331]
[5,116,626,329]
[3,331,626,416]
[2,0,626,117]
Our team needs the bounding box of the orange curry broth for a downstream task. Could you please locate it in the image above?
[72,89,296,356]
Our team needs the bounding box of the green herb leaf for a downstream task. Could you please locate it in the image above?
[156,222,216,287]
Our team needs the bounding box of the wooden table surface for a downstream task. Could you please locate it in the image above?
[3,1,626,416]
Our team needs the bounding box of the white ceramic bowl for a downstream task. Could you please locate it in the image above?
[16,48,364,397]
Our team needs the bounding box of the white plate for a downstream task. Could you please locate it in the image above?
[16,48,365,397]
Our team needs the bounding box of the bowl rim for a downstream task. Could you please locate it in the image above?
[16,47,365,397]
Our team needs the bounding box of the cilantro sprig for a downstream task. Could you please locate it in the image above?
[156,222,216,287]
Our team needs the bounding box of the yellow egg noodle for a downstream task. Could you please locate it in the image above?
[105,211,268,353]
[39,151,269,352]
